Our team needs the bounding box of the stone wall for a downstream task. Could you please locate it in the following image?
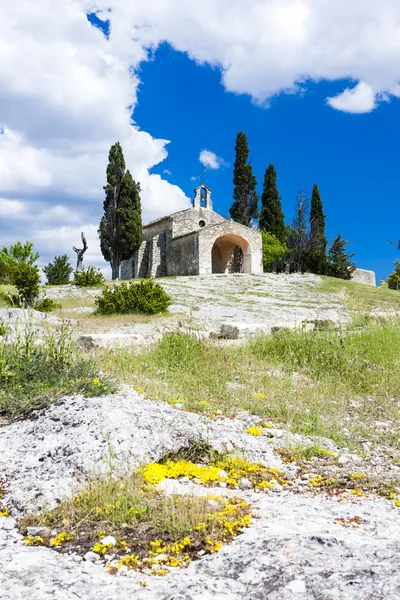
[172,208,225,238]
[351,268,376,287]
[168,233,199,276]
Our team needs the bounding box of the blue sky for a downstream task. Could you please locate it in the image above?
[135,43,400,282]
[2,2,400,283]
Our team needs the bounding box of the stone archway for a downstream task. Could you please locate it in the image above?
[211,234,251,274]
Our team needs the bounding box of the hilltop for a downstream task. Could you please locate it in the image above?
[1,274,400,599]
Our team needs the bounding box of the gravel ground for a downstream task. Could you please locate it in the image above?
[1,393,400,599]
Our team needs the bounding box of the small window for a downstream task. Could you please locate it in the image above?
[199,220,206,228]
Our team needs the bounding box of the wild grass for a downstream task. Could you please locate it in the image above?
[0,318,105,419]
[20,467,252,565]
[317,276,400,313]
[104,320,400,448]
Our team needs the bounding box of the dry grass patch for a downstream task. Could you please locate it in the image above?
[19,466,252,573]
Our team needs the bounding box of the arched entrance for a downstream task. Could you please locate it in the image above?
[211,234,251,274]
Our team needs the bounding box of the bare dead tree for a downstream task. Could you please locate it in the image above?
[388,240,400,250]
[72,232,88,273]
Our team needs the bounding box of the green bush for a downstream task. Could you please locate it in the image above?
[34,297,61,313]
[96,279,171,315]
[6,263,41,307]
[74,266,105,287]
[43,255,73,285]
[387,260,400,290]
[0,241,39,283]
[261,231,288,272]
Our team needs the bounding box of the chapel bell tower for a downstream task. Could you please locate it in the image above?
[193,185,213,210]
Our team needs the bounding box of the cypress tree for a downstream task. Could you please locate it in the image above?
[229,132,258,226]
[327,234,356,280]
[99,142,143,280]
[309,183,327,274]
[259,164,286,243]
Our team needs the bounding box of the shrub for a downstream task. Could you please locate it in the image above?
[74,266,105,287]
[96,279,171,315]
[6,263,41,307]
[43,255,73,285]
[34,297,62,313]
[0,241,39,283]
[261,231,288,272]
[387,260,400,291]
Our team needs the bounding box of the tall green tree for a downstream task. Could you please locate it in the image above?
[287,188,311,273]
[229,132,258,226]
[259,164,286,243]
[99,142,143,280]
[308,184,327,274]
[327,234,356,280]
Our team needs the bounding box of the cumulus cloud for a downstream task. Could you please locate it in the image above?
[327,82,377,114]
[98,0,400,111]
[199,150,226,170]
[0,0,190,271]
[3,0,400,273]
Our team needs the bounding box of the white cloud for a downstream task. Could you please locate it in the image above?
[3,0,400,274]
[100,0,400,112]
[191,176,200,182]
[0,0,190,272]
[327,82,377,114]
[199,150,226,170]
[163,169,172,175]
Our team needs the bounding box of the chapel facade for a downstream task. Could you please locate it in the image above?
[120,185,263,279]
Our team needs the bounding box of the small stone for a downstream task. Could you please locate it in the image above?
[239,478,252,490]
[350,454,363,464]
[118,565,129,576]
[26,526,50,536]
[269,429,284,438]
[301,473,310,480]
[153,553,169,562]
[100,535,117,547]
[218,470,229,479]
[179,476,190,484]
[84,551,100,563]
[286,579,307,594]
[104,553,115,561]
[193,478,202,485]
[71,555,82,563]
[272,483,283,493]
[251,494,260,503]
[219,481,227,488]
[2,518,17,531]
[338,455,350,465]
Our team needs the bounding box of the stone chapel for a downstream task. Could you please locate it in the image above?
[120,185,263,279]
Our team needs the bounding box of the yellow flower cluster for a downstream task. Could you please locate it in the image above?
[349,473,367,481]
[309,476,336,489]
[92,542,114,556]
[0,506,9,517]
[118,554,140,569]
[140,456,286,492]
[148,536,191,558]
[255,393,267,400]
[24,536,44,546]
[205,536,223,553]
[247,426,263,437]
[349,489,364,497]
[50,532,75,547]
[395,499,400,507]
[141,461,222,486]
